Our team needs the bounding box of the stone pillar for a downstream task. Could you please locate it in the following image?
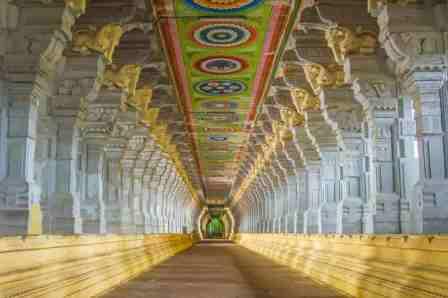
[166,171,178,233]
[254,184,265,232]
[158,170,168,233]
[366,107,403,234]
[260,175,273,232]
[148,181,159,233]
[141,174,152,233]
[404,71,448,233]
[286,175,297,233]
[132,167,145,233]
[295,169,306,233]
[103,147,121,234]
[0,86,43,235]
[38,118,60,234]
[79,141,106,234]
[304,163,320,234]
[0,81,6,188]
[373,1,448,233]
[318,151,339,234]
[118,160,136,234]
[395,96,419,233]
[154,181,164,233]
[345,51,404,234]
[49,119,82,234]
[337,137,364,234]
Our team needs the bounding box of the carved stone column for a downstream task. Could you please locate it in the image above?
[79,140,106,234]
[319,86,365,234]
[119,160,136,234]
[102,143,122,233]
[374,3,448,232]
[286,175,298,233]
[404,71,448,233]
[347,56,405,234]
[318,152,339,234]
[147,179,160,233]
[0,81,6,188]
[47,118,82,234]
[337,137,365,234]
[0,83,44,235]
[296,169,307,233]
[303,163,321,234]
[364,104,403,234]
[301,103,340,234]
[0,0,86,236]
[146,152,161,233]
[155,163,168,233]
[290,124,321,234]
[260,174,274,232]
[37,117,58,234]
[133,167,145,233]
[396,96,420,233]
[142,174,152,233]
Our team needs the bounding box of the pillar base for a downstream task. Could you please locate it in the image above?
[0,209,28,235]
[413,180,448,233]
[319,203,338,234]
[0,179,41,235]
[304,209,319,234]
[337,198,363,234]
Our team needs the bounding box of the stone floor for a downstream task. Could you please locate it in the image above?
[101,241,346,298]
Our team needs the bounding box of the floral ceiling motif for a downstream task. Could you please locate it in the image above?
[152,0,300,200]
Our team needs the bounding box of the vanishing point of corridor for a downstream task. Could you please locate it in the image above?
[102,241,344,298]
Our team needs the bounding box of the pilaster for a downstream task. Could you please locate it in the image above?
[0,83,42,235]
[304,163,320,234]
[403,71,448,233]
[49,118,82,234]
[79,140,106,234]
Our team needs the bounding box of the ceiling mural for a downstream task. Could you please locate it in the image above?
[152,0,300,201]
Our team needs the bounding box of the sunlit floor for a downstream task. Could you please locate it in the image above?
[101,242,346,298]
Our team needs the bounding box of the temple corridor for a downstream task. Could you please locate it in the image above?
[2,0,448,297]
[102,241,344,298]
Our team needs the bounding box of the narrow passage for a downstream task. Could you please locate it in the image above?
[101,241,345,298]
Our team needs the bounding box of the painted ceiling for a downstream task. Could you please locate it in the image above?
[152,0,300,201]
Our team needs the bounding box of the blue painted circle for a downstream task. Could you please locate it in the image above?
[195,80,246,96]
[185,0,263,13]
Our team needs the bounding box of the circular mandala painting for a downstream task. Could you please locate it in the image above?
[195,56,248,74]
[191,22,256,48]
[201,100,239,110]
[208,135,228,142]
[185,0,262,13]
[195,80,246,96]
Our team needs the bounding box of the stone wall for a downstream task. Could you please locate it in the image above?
[0,234,193,297]
[236,233,448,298]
